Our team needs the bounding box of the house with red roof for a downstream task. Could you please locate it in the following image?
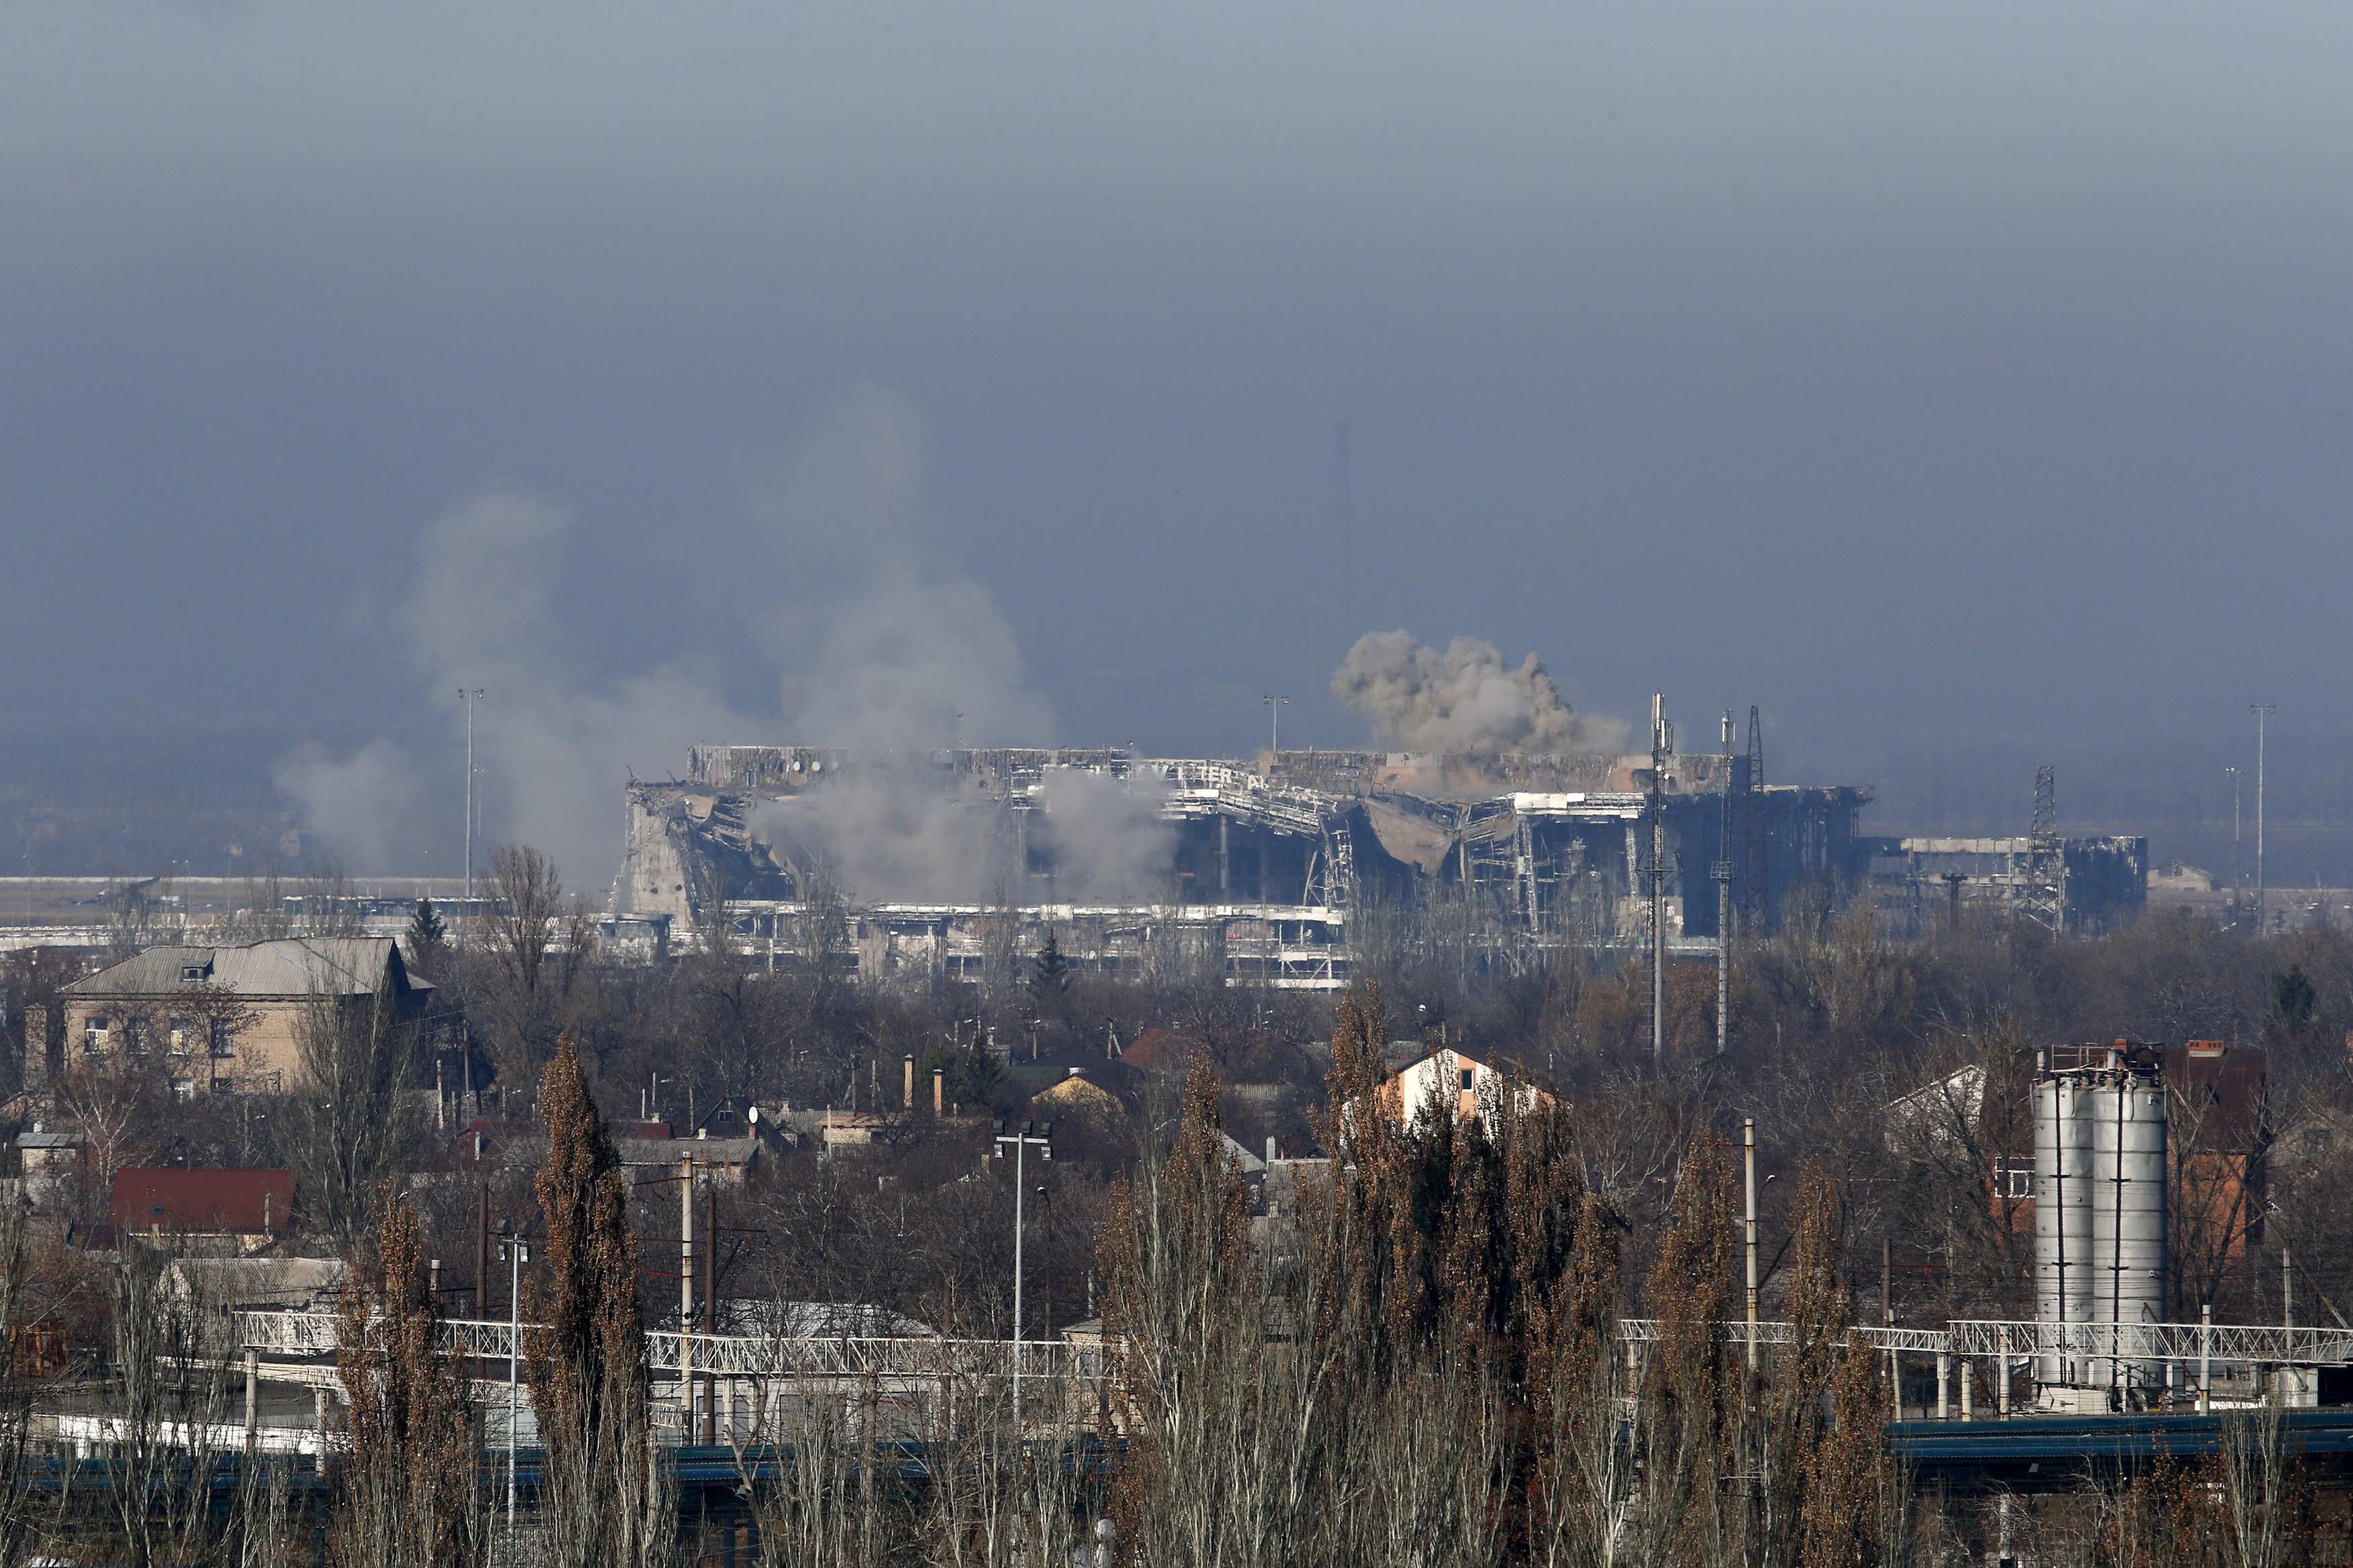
[110,1168,294,1254]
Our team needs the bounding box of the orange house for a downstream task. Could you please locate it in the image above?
[1371,1048,1554,1133]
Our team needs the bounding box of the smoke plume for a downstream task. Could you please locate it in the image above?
[752,776,1005,907]
[1333,631,1624,754]
[272,739,422,875]
[279,385,1049,883]
[1036,766,1174,904]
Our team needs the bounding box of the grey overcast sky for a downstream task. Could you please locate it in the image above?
[5,3,2350,871]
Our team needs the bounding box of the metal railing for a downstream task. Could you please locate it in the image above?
[231,1311,1107,1384]
[239,1307,2353,1392]
[1615,1319,1953,1355]
[1945,1319,2353,1366]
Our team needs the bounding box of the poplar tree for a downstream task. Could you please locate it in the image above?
[524,1036,670,1567]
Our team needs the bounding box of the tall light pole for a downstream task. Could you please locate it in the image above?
[993,1119,1053,1428]
[1713,711,1734,1055]
[459,688,485,911]
[2225,766,2241,906]
[1647,694,1674,1069]
[1261,694,1289,755]
[2250,703,2275,929]
[498,1223,530,1535]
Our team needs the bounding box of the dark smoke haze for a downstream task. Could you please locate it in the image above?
[5,4,2350,884]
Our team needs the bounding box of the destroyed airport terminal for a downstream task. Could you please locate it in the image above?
[612,741,2148,985]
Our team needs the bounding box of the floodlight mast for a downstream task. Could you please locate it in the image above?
[2250,703,2275,928]
[1648,695,1673,1068]
[459,688,485,911]
[1261,694,1289,753]
[993,1120,1053,1427]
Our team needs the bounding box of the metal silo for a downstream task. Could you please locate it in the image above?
[2033,1061,2096,1387]
[2089,1054,2168,1397]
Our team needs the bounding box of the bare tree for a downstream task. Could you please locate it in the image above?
[282,986,422,1246]
[471,844,596,1089]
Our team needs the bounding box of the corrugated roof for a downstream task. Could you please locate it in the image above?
[615,1137,759,1165]
[66,938,428,999]
[110,1168,294,1235]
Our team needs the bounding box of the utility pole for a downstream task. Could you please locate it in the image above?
[458,687,484,912]
[1261,694,1288,755]
[2250,703,2274,929]
[497,1223,528,1536]
[1648,695,1674,1069]
[704,1180,720,1444]
[1743,1118,1759,1371]
[994,1120,1053,1429]
[680,1155,696,1442]
[475,1184,490,1318]
[1883,1233,1899,1420]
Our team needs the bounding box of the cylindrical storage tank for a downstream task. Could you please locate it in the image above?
[2034,1076,2096,1385]
[2090,1073,2168,1395]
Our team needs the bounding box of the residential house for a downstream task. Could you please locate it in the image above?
[109,1168,295,1254]
[1371,1047,1554,1134]
[32,938,436,1098]
[15,1125,87,1210]
[616,1134,762,1185]
[1027,1067,1127,1126]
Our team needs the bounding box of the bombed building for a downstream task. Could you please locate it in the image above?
[613,742,2150,985]
[612,739,1892,985]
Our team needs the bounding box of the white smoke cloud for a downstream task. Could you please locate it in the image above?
[408,493,756,880]
[278,385,1092,889]
[271,738,421,874]
[752,776,1005,906]
[1036,766,1174,904]
[752,764,1178,908]
[1333,630,1626,754]
[750,384,1051,750]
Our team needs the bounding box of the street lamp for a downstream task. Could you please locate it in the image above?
[2249,702,2275,929]
[2224,766,2241,910]
[1260,694,1289,754]
[497,1221,531,1535]
[992,1119,1053,1428]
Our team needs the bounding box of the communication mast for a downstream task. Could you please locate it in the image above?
[2024,766,2063,933]
[1741,706,1767,933]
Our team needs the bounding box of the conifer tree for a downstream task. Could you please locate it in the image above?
[524,1036,670,1567]
[335,1184,479,1567]
[404,897,448,980]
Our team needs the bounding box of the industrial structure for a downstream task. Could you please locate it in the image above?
[612,737,2152,983]
[612,737,1871,984]
[2033,1044,2173,1407]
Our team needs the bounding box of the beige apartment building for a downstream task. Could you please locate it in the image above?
[28,937,436,1098]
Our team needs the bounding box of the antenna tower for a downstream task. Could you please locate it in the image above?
[1741,706,1767,933]
[2024,765,2063,932]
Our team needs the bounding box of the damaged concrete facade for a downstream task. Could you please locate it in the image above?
[1866,834,2150,936]
[614,745,1892,985]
